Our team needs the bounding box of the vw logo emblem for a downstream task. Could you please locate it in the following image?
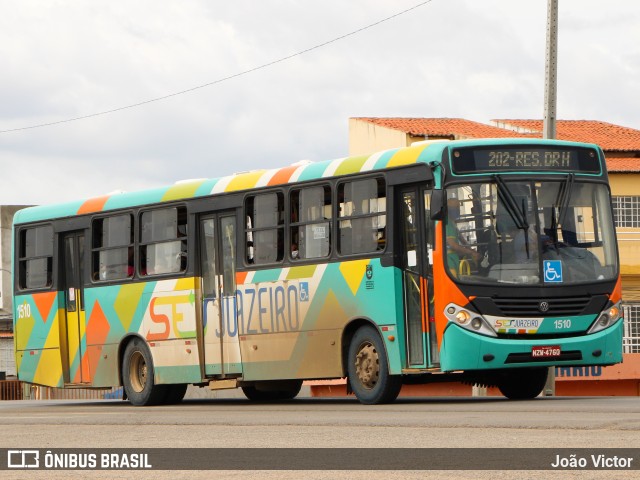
[539,301,550,313]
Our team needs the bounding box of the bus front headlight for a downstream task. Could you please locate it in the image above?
[444,303,497,337]
[588,302,622,334]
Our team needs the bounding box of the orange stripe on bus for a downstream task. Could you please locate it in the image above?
[421,277,429,333]
[267,165,298,186]
[236,271,249,285]
[77,195,110,215]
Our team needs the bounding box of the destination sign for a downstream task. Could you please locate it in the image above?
[451,146,601,174]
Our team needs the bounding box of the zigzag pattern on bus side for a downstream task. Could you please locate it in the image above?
[14,259,405,388]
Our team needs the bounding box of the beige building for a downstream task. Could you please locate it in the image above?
[349,117,640,353]
[0,205,30,377]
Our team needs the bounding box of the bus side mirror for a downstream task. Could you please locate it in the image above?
[430,190,444,220]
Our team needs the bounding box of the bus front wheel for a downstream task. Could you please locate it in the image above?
[122,338,168,406]
[347,325,402,404]
[497,367,548,400]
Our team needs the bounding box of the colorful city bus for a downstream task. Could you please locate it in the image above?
[12,138,623,405]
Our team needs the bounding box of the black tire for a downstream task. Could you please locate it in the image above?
[163,384,188,405]
[497,367,548,400]
[241,380,303,401]
[122,338,168,406]
[347,325,402,404]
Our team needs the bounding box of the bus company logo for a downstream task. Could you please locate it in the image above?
[8,450,39,469]
[538,301,550,313]
[493,319,541,330]
[366,265,373,280]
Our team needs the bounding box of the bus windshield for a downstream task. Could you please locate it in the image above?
[445,179,618,285]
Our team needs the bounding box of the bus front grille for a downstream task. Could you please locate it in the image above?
[490,295,604,317]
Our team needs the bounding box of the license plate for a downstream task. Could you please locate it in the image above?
[531,345,561,358]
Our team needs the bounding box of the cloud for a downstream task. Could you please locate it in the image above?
[0,0,638,205]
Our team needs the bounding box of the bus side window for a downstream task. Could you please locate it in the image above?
[338,178,386,255]
[140,206,187,276]
[92,214,134,281]
[290,186,331,260]
[245,192,284,265]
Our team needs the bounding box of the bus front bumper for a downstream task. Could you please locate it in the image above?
[439,320,623,372]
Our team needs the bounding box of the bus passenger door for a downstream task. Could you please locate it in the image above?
[199,213,242,377]
[61,231,90,384]
[399,187,438,368]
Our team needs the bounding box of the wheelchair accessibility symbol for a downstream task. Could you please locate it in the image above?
[543,260,563,283]
[299,282,310,302]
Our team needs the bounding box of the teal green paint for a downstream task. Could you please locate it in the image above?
[440,320,623,372]
[296,159,333,182]
[389,267,408,372]
[194,178,220,197]
[103,187,168,211]
[155,364,202,384]
[251,269,283,284]
[373,149,399,170]
[14,201,85,224]
[537,315,596,334]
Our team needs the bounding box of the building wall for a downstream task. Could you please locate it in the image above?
[0,206,30,315]
[348,119,409,156]
[0,206,31,377]
[608,174,640,302]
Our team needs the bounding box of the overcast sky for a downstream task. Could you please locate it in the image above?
[1,0,639,205]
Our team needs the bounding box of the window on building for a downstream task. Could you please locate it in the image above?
[18,225,54,289]
[612,196,640,228]
[92,214,134,281]
[338,178,387,255]
[245,192,284,265]
[140,206,187,276]
[290,186,331,260]
[623,303,640,353]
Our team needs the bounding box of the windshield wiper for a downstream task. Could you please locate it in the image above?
[494,175,528,230]
[550,174,575,247]
[557,173,575,227]
[494,176,532,259]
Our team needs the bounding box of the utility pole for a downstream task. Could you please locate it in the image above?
[543,0,558,140]
[543,0,558,396]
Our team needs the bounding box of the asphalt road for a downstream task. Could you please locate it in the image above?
[1,395,638,480]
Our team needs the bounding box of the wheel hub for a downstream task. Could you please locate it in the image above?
[129,351,147,393]
[355,342,379,389]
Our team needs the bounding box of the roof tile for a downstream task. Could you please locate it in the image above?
[491,120,640,152]
[355,117,525,139]
[354,117,640,172]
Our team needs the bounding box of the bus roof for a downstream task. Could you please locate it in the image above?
[14,137,600,225]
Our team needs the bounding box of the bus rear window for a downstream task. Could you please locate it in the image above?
[18,225,54,290]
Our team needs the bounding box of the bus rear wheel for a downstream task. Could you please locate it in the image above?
[497,367,548,400]
[347,325,402,404]
[122,339,168,406]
